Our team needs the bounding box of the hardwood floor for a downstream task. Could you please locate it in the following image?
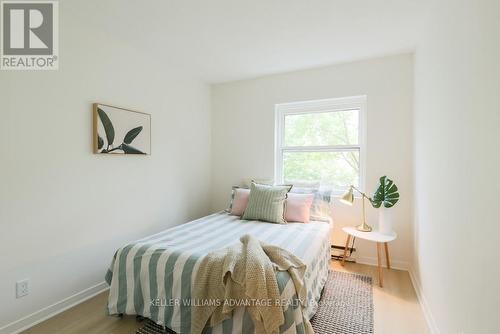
[22,292,142,334]
[23,260,428,334]
[331,261,429,334]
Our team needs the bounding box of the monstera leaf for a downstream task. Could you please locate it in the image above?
[123,126,143,144]
[97,108,115,146]
[370,176,399,208]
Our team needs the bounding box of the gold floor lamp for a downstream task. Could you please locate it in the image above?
[340,185,373,232]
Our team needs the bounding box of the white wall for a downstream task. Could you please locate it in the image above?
[0,1,212,330]
[412,1,500,333]
[211,54,414,268]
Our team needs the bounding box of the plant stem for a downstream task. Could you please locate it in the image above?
[107,144,123,153]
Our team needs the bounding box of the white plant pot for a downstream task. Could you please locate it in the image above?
[378,207,393,235]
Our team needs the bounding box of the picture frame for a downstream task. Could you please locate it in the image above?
[92,103,151,155]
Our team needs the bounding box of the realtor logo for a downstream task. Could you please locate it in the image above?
[1,1,58,70]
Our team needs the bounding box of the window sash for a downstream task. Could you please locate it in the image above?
[280,148,360,194]
[283,108,361,147]
[274,96,366,193]
[281,145,360,152]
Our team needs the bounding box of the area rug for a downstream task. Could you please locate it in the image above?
[136,270,373,334]
[310,270,373,334]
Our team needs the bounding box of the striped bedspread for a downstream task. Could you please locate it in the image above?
[105,212,331,334]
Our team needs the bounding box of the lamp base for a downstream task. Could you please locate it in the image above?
[356,223,373,232]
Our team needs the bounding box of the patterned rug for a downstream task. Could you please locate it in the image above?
[136,270,373,334]
[310,271,373,334]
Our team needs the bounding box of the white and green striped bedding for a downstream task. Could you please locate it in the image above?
[105,212,331,334]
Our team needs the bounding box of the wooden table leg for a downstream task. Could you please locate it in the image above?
[384,242,391,269]
[342,235,351,266]
[377,242,383,287]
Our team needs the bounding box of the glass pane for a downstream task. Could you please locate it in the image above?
[283,150,359,192]
[284,109,359,147]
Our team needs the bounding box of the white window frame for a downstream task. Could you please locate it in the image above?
[274,95,367,195]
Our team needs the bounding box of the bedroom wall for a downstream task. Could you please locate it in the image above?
[412,0,500,332]
[0,1,212,331]
[211,54,414,268]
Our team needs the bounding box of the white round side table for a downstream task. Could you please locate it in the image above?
[341,226,397,287]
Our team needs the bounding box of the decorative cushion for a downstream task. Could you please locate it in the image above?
[225,186,247,213]
[285,193,314,223]
[229,189,314,223]
[242,183,292,224]
[226,179,271,213]
[290,185,332,219]
[230,188,250,216]
[241,178,274,188]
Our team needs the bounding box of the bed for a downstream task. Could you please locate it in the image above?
[105,212,331,333]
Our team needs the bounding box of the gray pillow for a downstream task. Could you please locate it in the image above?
[242,182,292,224]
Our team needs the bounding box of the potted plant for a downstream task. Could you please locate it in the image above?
[370,176,400,234]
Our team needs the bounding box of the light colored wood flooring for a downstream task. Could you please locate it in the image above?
[23,260,428,334]
[331,261,429,334]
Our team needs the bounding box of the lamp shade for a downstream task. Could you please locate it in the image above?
[340,187,354,205]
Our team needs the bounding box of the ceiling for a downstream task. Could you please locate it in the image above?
[91,0,430,83]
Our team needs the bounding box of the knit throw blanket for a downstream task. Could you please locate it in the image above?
[191,234,314,334]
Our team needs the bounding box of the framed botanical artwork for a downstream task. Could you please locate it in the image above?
[93,103,151,155]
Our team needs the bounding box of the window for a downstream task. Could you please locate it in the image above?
[274,96,366,195]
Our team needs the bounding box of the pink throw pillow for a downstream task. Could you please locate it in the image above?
[230,188,250,216]
[285,193,314,223]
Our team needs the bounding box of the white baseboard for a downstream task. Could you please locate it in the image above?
[356,256,410,271]
[408,268,440,334]
[0,282,109,334]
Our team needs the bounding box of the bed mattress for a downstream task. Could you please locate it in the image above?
[105,212,331,333]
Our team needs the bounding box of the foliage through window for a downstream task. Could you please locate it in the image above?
[275,96,365,194]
